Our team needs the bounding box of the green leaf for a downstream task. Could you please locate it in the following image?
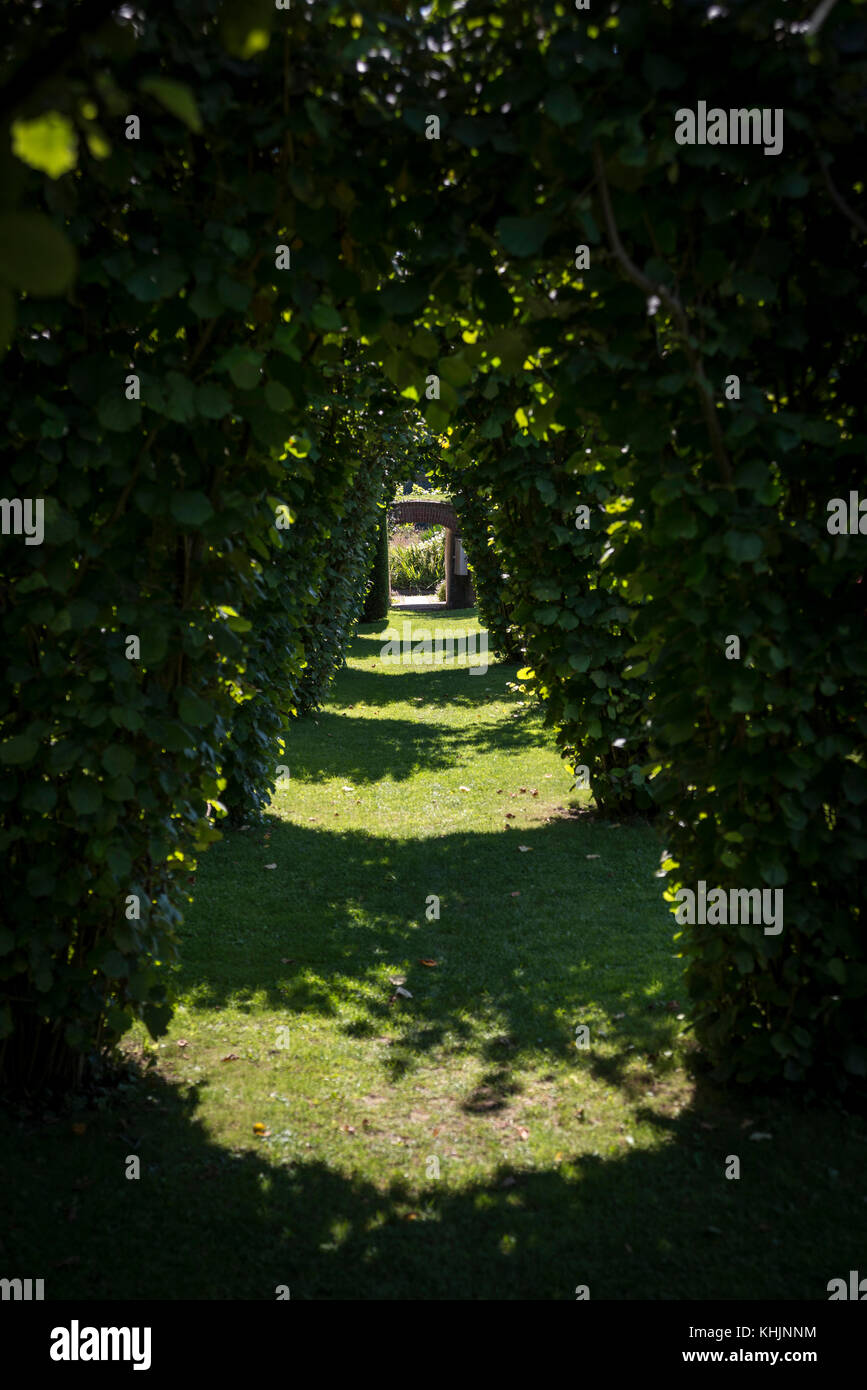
[171,491,214,525]
[139,77,203,134]
[128,259,187,302]
[842,762,867,805]
[264,380,293,412]
[286,431,312,458]
[97,393,142,432]
[101,950,130,978]
[189,283,222,319]
[68,778,102,815]
[102,746,135,777]
[106,845,133,878]
[164,372,197,422]
[196,381,232,419]
[223,349,263,389]
[178,690,215,727]
[217,274,251,312]
[0,731,39,765]
[544,86,581,127]
[311,301,342,333]
[723,530,762,563]
[496,216,550,258]
[0,212,77,296]
[11,113,78,179]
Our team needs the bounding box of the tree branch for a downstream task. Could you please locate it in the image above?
[817,151,867,236]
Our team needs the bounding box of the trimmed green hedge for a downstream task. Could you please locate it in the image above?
[362,512,391,622]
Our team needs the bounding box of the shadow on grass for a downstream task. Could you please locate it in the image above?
[289,703,547,782]
[178,815,681,1075]
[1,1066,862,1300]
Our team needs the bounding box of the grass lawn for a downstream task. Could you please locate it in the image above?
[2,609,864,1300]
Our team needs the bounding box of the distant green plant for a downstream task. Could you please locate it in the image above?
[389,529,445,593]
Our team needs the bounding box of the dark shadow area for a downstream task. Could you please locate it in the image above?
[1,1066,863,1300]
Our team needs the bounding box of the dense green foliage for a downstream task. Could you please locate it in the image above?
[444,474,521,662]
[2,0,865,1094]
[294,460,384,716]
[444,432,654,813]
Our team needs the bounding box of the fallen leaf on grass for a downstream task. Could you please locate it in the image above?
[504,812,515,819]
[458,785,471,792]
[419,959,438,967]
[221,1053,240,1062]
[515,1126,530,1140]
